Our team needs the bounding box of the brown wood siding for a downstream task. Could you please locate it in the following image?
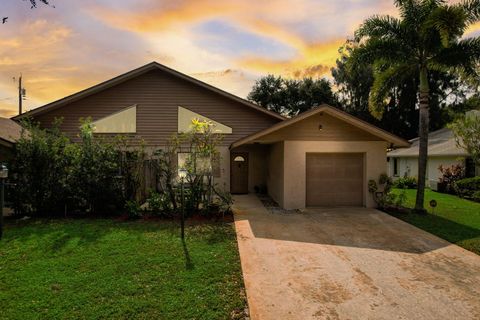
[33,70,280,146]
[257,113,383,143]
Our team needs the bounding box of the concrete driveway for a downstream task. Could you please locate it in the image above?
[233,195,480,320]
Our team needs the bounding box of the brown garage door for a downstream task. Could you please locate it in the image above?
[306,153,364,206]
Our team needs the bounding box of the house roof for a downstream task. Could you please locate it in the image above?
[387,127,468,157]
[231,105,410,149]
[12,61,286,122]
[0,117,23,146]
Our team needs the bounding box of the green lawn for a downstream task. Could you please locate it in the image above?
[0,219,246,320]
[391,188,480,255]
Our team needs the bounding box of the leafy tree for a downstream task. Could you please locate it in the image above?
[449,110,480,165]
[247,75,337,116]
[332,40,475,139]
[350,0,480,212]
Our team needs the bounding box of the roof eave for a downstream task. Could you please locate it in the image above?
[231,104,410,149]
[13,62,285,122]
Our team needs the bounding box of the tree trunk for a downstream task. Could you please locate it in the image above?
[415,68,430,213]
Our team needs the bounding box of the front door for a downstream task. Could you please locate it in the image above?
[231,152,249,194]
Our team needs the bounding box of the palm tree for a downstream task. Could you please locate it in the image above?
[351,0,480,212]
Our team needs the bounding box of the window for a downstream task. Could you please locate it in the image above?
[92,105,136,133]
[393,158,398,176]
[234,156,245,162]
[177,152,221,178]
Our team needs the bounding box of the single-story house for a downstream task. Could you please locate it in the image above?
[13,62,409,209]
[0,117,23,163]
[387,126,479,184]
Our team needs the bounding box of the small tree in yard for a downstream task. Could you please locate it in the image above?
[179,119,224,214]
[151,119,232,237]
[449,111,480,166]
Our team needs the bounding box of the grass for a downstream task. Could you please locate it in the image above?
[391,188,480,255]
[0,219,246,320]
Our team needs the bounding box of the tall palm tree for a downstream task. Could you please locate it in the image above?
[351,0,480,212]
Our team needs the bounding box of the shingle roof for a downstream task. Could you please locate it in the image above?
[0,117,23,144]
[13,61,286,122]
[387,127,468,157]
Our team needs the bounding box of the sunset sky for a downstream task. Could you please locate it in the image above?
[0,0,478,117]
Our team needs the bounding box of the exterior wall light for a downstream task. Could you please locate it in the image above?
[0,164,8,179]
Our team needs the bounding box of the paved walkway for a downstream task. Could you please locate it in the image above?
[233,194,480,320]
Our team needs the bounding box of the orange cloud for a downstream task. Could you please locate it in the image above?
[0,20,94,117]
[238,38,344,78]
[93,1,236,33]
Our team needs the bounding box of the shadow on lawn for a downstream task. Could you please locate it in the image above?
[2,218,235,259]
[389,210,480,246]
[182,238,195,270]
[235,203,479,254]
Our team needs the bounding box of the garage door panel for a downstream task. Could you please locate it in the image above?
[306,153,364,207]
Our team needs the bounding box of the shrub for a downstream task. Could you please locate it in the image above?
[146,191,172,216]
[10,119,74,215]
[369,173,396,209]
[125,200,141,218]
[10,118,145,216]
[455,176,480,198]
[438,164,465,194]
[473,191,480,203]
[393,176,417,189]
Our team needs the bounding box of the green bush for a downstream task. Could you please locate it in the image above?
[473,191,480,202]
[393,176,417,189]
[10,118,144,216]
[11,119,74,215]
[455,177,480,197]
[146,191,172,216]
[125,200,142,218]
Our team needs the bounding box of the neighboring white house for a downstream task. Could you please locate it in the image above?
[387,127,478,186]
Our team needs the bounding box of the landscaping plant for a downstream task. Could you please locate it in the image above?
[393,176,417,189]
[368,173,403,209]
[10,118,145,216]
[455,176,480,199]
[438,164,465,194]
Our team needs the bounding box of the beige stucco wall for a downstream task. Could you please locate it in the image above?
[266,142,285,206]
[282,140,388,209]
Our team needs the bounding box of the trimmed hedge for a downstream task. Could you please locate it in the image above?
[455,176,480,198]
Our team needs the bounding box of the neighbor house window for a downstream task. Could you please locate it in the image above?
[393,158,398,176]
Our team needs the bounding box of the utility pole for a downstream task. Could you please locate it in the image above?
[18,74,24,115]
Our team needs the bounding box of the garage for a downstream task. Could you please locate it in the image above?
[230,105,410,209]
[306,153,364,206]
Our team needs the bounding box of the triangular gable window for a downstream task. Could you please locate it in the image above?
[92,105,136,133]
[178,106,232,134]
